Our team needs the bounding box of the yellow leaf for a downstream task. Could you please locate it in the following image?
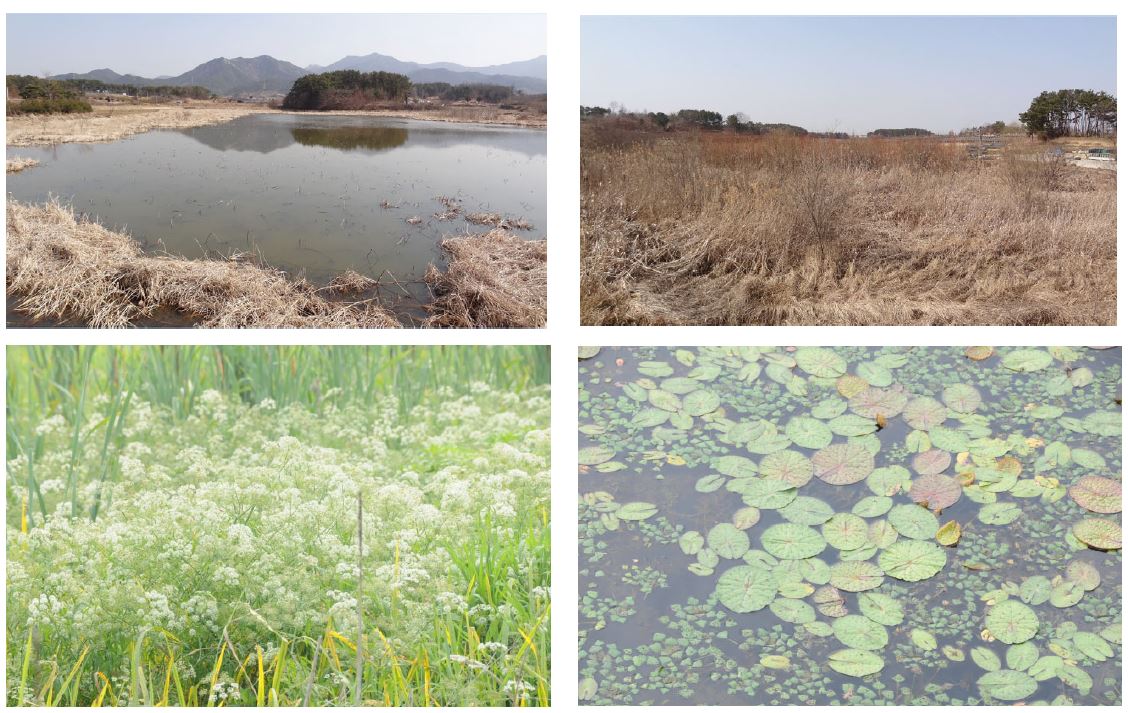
[666,454,686,466]
[936,520,961,546]
[760,654,790,670]
[965,346,994,361]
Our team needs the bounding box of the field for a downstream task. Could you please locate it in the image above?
[580,124,1116,326]
[5,346,551,706]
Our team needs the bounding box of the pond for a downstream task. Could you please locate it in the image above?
[578,347,1122,706]
[6,113,546,309]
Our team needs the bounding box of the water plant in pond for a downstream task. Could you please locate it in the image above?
[579,346,1121,705]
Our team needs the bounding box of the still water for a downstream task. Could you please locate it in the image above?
[6,113,546,292]
[579,347,1122,706]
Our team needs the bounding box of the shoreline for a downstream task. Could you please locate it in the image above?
[6,102,547,148]
[6,197,545,329]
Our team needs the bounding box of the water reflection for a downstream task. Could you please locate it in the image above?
[291,126,408,152]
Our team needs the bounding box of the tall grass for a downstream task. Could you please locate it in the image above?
[580,124,1115,326]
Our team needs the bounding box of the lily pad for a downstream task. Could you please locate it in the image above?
[683,389,721,416]
[579,445,615,465]
[785,416,833,450]
[827,649,885,678]
[858,592,904,626]
[759,450,814,487]
[578,347,601,360]
[970,646,1001,671]
[795,348,847,378]
[760,523,827,560]
[832,615,889,650]
[769,598,816,625]
[1007,641,1040,672]
[903,396,948,430]
[977,669,1038,701]
[828,561,885,592]
[1068,476,1121,514]
[812,443,875,485]
[715,565,776,613]
[779,496,835,526]
[910,473,962,510]
[1072,518,1122,550]
[707,523,751,559]
[822,513,870,550]
[935,520,961,546]
[848,387,907,418]
[911,449,952,476]
[1001,349,1054,373]
[617,502,658,521]
[887,504,940,540]
[879,540,947,581]
[985,600,1039,644]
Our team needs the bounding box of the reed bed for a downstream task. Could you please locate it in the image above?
[6,346,551,706]
[6,157,39,173]
[6,103,266,147]
[581,126,1116,325]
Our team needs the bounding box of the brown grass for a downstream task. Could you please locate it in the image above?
[6,102,267,146]
[274,104,547,128]
[581,126,1115,325]
[424,229,547,328]
[6,157,39,173]
[6,198,400,328]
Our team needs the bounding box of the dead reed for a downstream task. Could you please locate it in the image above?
[581,127,1115,325]
[6,156,40,173]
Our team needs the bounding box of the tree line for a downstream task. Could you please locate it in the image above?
[1019,89,1116,139]
[7,75,212,100]
[283,71,524,111]
[867,128,933,138]
[6,75,91,115]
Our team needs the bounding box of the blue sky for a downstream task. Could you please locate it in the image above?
[7,14,546,77]
[581,16,1116,133]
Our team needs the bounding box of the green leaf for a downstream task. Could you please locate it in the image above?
[716,455,758,478]
[1001,349,1053,373]
[682,390,720,417]
[631,408,670,428]
[648,389,681,412]
[856,361,893,387]
[785,416,833,449]
[759,450,814,487]
[694,473,725,493]
[707,523,750,559]
[579,445,615,465]
[1019,575,1052,606]
[903,396,948,430]
[1073,631,1113,661]
[827,649,884,677]
[812,443,875,485]
[1072,517,1122,549]
[852,495,893,518]
[715,565,776,613]
[1006,641,1040,672]
[985,600,1039,644]
[779,496,834,526]
[828,560,885,592]
[910,628,937,651]
[832,615,889,650]
[942,383,982,413]
[858,592,904,626]
[887,504,940,540]
[879,540,947,582]
[822,513,869,550]
[616,502,658,521]
[978,502,1022,525]
[970,646,1001,671]
[795,347,847,378]
[977,669,1038,701]
[760,523,826,560]
[678,530,704,555]
[769,598,816,625]
[1068,476,1121,514]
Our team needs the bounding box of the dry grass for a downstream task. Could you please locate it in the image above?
[6,156,39,173]
[581,127,1116,325]
[424,229,547,328]
[6,102,267,146]
[275,104,547,128]
[6,198,400,328]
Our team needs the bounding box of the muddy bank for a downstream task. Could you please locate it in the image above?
[425,230,547,328]
[6,199,546,329]
[6,103,268,146]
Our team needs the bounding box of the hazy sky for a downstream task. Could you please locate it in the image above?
[7,14,546,76]
[582,16,1116,134]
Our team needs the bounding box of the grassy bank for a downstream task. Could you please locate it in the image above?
[581,127,1115,325]
[275,105,547,128]
[425,230,548,328]
[5,102,266,146]
[6,346,550,706]
[6,198,546,329]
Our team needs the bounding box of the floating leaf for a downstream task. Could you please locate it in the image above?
[978,502,1022,525]
[785,416,833,449]
[795,348,847,378]
[708,523,751,559]
[828,561,884,592]
[858,592,904,626]
[943,383,982,413]
[683,390,720,417]
[1019,575,1051,606]
[1071,448,1107,469]
[1074,631,1114,661]
[694,474,725,493]
[1049,579,1084,608]
[856,362,893,387]
[779,496,834,526]
[879,540,947,581]
[832,614,888,650]
[1072,518,1122,550]
[852,495,893,518]
[716,455,758,478]
[928,425,971,453]
[616,502,658,521]
[910,628,937,651]
[578,677,598,700]
[760,523,827,560]
[578,347,601,360]
[936,520,961,546]
[678,530,705,555]
[813,584,848,617]
[977,669,1038,701]
[1081,411,1121,437]
[1068,476,1121,514]
[1001,349,1053,373]
[648,389,681,412]
[970,646,1001,671]
[942,645,965,662]
[827,649,885,677]
[1007,641,1039,672]
[965,346,994,361]
[1065,559,1101,591]
[985,600,1039,644]
[732,506,761,530]
[730,478,797,509]
[887,504,940,540]
[631,408,670,428]
[911,449,952,476]
[759,654,790,670]
[637,361,674,378]
[903,396,948,430]
[759,450,814,487]
[828,414,878,437]
[812,443,875,485]
[715,565,776,613]
[822,513,869,550]
[579,445,615,465]
[848,387,907,419]
[769,598,816,625]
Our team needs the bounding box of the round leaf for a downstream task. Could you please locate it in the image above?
[812,443,875,485]
[760,523,827,560]
[879,539,947,581]
[715,565,776,613]
[985,600,1039,644]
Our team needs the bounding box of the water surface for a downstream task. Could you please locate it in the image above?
[7,113,546,306]
[579,347,1122,706]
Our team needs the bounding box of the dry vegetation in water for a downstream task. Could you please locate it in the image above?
[5,156,39,173]
[425,229,548,328]
[5,102,267,146]
[6,198,399,328]
[581,124,1116,325]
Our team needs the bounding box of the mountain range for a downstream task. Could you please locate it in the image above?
[54,53,547,96]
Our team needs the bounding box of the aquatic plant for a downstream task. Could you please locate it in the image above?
[579,346,1121,705]
[7,346,550,706]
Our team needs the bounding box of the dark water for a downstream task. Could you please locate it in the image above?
[6,113,546,296]
[579,347,1122,706]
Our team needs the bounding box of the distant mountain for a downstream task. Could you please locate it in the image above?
[53,52,547,96]
[319,53,547,93]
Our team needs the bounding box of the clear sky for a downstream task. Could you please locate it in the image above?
[7,14,546,77]
[581,16,1116,134]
